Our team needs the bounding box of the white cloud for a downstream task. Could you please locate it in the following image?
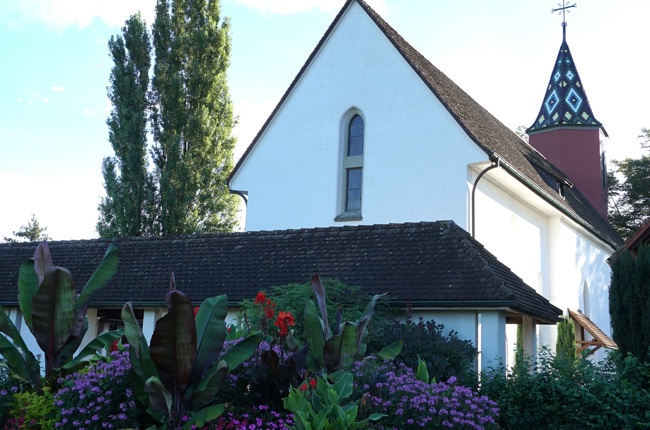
[232,97,277,161]
[234,0,387,15]
[51,86,65,92]
[82,108,94,117]
[14,0,157,29]
[43,98,49,104]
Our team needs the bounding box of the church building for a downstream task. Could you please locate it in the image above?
[228,0,621,364]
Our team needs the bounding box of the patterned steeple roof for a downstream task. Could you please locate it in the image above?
[527,40,602,134]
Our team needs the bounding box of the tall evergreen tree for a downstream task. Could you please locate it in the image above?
[610,244,650,362]
[555,317,576,363]
[150,0,238,235]
[608,128,650,239]
[98,13,157,238]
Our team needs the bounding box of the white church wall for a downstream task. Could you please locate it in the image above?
[230,2,486,232]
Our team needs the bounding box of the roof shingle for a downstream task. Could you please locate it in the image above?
[0,221,561,323]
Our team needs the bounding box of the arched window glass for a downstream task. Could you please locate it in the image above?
[348,115,364,156]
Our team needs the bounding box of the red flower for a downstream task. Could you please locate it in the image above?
[110,339,120,352]
[299,382,308,391]
[193,306,200,318]
[254,292,266,305]
[309,378,317,389]
[274,311,295,337]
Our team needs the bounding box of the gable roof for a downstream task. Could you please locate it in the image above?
[526,40,603,134]
[0,221,561,324]
[227,0,622,249]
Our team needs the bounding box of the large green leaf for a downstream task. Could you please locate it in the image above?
[220,331,262,371]
[304,300,326,369]
[31,266,76,363]
[121,302,159,382]
[310,274,330,338]
[17,259,38,329]
[76,244,119,312]
[376,340,403,360]
[323,322,357,371]
[0,305,32,354]
[190,403,227,429]
[150,289,197,402]
[144,376,173,418]
[188,360,229,411]
[0,336,33,384]
[190,295,227,386]
[62,329,124,370]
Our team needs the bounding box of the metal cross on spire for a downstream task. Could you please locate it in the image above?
[552,0,577,41]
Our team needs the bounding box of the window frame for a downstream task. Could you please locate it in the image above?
[335,109,364,221]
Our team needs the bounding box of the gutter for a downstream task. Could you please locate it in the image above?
[471,158,499,238]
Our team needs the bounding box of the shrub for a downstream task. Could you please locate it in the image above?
[480,348,650,429]
[9,387,59,430]
[351,357,498,429]
[367,314,477,385]
[0,367,24,424]
[54,348,151,430]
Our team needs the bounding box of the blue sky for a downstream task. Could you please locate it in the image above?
[1,0,648,240]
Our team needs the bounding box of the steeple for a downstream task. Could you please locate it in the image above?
[526,4,608,219]
[526,39,602,133]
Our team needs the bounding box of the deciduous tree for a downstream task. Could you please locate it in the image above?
[150,0,238,235]
[3,214,51,243]
[98,13,157,238]
[608,128,650,239]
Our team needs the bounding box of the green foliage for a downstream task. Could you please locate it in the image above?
[98,12,158,238]
[10,387,59,430]
[610,244,650,362]
[122,280,262,429]
[367,313,477,385]
[283,371,385,430]
[556,317,576,363]
[238,278,387,339]
[0,242,119,388]
[304,275,398,373]
[513,324,525,372]
[481,349,650,429]
[608,127,650,238]
[3,214,51,243]
[150,0,239,235]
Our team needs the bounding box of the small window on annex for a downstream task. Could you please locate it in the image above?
[337,112,364,220]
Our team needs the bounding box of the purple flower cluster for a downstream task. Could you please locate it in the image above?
[208,405,294,430]
[352,359,499,430]
[53,349,140,430]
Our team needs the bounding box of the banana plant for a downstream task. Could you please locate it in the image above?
[0,242,120,388]
[304,274,401,373]
[121,276,262,430]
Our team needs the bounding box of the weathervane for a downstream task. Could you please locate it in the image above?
[552,0,577,41]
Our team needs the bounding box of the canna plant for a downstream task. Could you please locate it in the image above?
[121,275,262,430]
[304,274,401,373]
[0,242,121,388]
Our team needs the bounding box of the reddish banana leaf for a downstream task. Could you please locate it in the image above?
[31,266,76,368]
[150,289,197,416]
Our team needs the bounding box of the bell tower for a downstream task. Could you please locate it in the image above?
[526,2,608,218]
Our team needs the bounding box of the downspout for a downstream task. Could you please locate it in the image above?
[471,156,500,238]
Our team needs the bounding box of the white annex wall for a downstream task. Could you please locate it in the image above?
[230,2,486,231]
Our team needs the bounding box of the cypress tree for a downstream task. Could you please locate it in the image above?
[610,244,650,362]
[98,13,157,237]
[556,317,576,363]
[150,0,238,235]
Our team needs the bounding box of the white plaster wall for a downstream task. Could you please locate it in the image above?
[473,169,614,356]
[230,2,486,231]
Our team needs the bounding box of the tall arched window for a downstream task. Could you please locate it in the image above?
[337,113,364,220]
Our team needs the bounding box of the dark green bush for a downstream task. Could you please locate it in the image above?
[481,348,650,429]
[366,312,477,385]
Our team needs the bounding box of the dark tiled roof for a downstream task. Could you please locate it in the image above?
[0,221,561,323]
[228,0,622,249]
[526,40,602,134]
